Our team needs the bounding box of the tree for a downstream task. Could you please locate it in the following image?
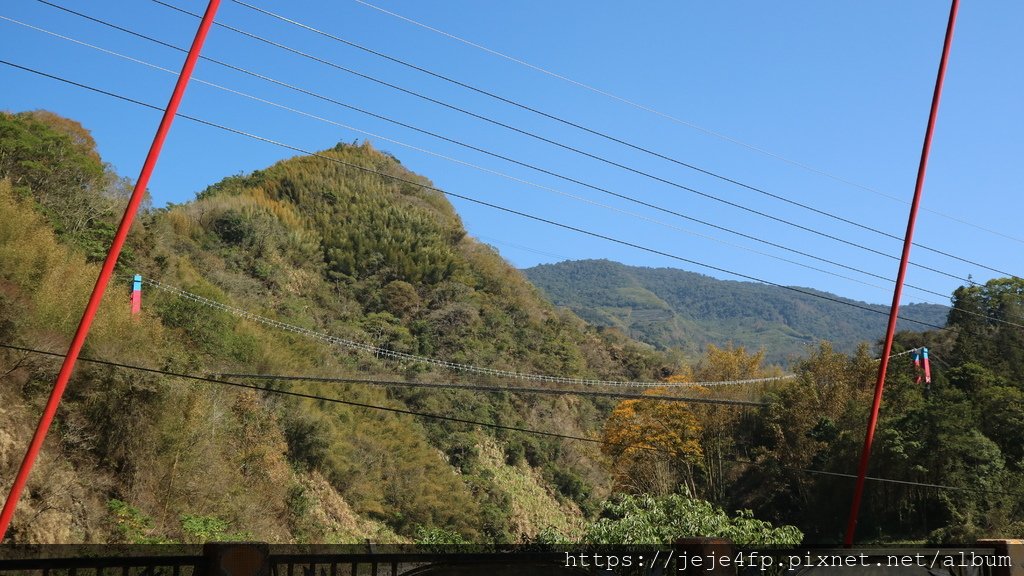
[691,344,779,502]
[601,385,703,496]
[583,491,802,546]
[949,278,1024,381]
[0,110,132,259]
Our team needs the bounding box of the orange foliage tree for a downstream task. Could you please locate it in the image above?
[601,375,704,496]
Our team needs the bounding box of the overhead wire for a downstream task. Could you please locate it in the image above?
[2,9,978,305]
[7,55,1024,357]
[475,235,572,262]
[0,58,967,338]
[147,0,1001,287]
[210,0,1021,282]
[0,343,643,449]
[5,11,1021,509]
[225,0,1019,280]
[22,3,1019,306]
[0,13,905,297]
[1,341,1017,497]
[142,275,1004,388]
[3,7,1021,506]
[10,52,1024,352]
[31,2,1024,324]
[349,0,1024,248]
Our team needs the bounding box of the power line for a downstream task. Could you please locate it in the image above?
[7,49,1019,346]
[228,0,1019,280]
[8,32,1003,377]
[22,4,1006,304]
[476,235,571,262]
[2,341,1016,497]
[0,57,959,336]
[218,0,1021,282]
[211,373,769,407]
[25,2,1024,320]
[349,0,1024,249]
[7,8,967,303]
[703,453,1024,498]
[0,13,892,296]
[33,3,1024,326]
[27,51,1024,353]
[148,0,996,287]
[4,13,912,298]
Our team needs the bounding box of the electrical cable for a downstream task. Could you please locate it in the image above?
[1,342,1016,496]
[13,27,1005,370]
[0,14,907,297]
[27,0,1024,320]
[703,454,1024,498]
[0,58,961,336]
[14,5,997,302]
[148,0,999,287]
[476,235,572,262]
[212,0,1021,282]
[350,0,1024,248]
[0,50,1003,350]
[13,54,1024,352]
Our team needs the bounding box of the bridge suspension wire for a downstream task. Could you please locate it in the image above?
[148,0,1011,287]
[211,374,769,407]
[2,341,1018,497]
[139,274,793,389]
[0,343,651,450]
[168,0,1020,282]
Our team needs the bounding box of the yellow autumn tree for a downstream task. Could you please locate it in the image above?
[601,373,704,496]
[692,344,779,500]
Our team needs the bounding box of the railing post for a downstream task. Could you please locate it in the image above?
[977,539,1024,576]
[201,543,271,576]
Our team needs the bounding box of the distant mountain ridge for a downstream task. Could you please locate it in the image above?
[523,259,950,364]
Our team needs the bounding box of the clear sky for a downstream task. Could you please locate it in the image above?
[2,0,1021,308]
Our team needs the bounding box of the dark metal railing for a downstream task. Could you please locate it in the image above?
[0,554,201,576]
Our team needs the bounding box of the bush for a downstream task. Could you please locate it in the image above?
[583,491,803,546]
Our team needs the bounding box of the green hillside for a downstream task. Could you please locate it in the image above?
[4,110,1020,547]
[0,111,675,544]
[523,259,950,363]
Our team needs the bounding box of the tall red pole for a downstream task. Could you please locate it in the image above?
[0,0,222,542]
[843,0,959,547]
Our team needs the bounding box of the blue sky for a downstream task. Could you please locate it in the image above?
[2,0,1021,308]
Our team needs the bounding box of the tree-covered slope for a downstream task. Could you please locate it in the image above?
[5,110,1018,547]
[523,259,949,363]
[0,112,672,544]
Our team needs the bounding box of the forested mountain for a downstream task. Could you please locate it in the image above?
[5,110,803,546]
[3,110,1021,547]
[524,259,950,363]
[0,110,679,544]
